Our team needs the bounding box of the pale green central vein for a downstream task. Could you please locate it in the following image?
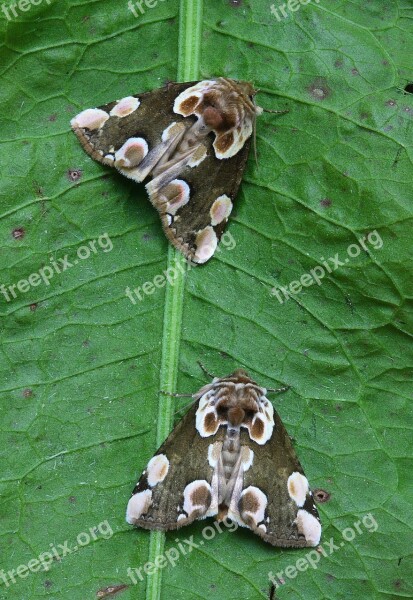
[145,1,203,599]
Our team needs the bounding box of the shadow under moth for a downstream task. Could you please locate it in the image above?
[71,78,269,263]
[126,369,321,547]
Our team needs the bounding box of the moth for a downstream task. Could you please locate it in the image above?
[71,78,270,263]
[126,369,321,547]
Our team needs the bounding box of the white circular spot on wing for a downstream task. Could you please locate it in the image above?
[183,480,212,518]
[239,486,268,527]
[210,195,233,226]
[146,454,170,487]
[115,137,148,168]
[159,179,190,215]
[71,108,109,131]
[110,96,140,117]
[125,489,152,524]
[287,472,309,507]
[177,513,186,522]
[194,226,218,264]
[295,509,321,546]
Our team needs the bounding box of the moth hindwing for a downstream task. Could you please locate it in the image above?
[126,369,322,547]
[71,78,263,264]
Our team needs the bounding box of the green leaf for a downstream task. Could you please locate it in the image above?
[0,1,412,599]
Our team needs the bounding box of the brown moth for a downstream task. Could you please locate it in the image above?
[71,78,264,264]
[126,369,322,547]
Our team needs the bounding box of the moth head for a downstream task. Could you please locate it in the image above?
[196,372,274,444]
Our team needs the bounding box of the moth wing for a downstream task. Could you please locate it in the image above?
[71,82,198,176]
[126,403,226,530]
[146,137,250,263]
[231,410,321,548]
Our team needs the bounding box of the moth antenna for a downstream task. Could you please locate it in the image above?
[253,110,258,168]
[266,385,290,394]
[159,390,194,398]
[174,397,197,415]
[197,361,216,379]
[262,108,289,115]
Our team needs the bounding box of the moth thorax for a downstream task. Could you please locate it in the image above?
[222,427,241,482]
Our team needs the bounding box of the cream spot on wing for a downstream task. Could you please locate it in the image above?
[287,472,309,507]
[188,145,207,168]
[115,138,148,168]
[194,226,218,264]
[159,179,190,215]
[241,447,254,472]
[177,513,186,522]
[295,509,321,546]
[125,489,152,524]
[104,154,115,164]
[110,96,140,117]
[146,454,169,487]
[173,80,216,116]
[239,486,267,528]
[182,480,212,519]
[208,442,222,468]
[210,195,233,226]
[161,121,182,142]
[71,108,109,130]
[259,524,267,532]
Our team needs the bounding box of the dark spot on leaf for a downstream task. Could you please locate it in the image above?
[320,198,332,208]
[335,404,343,411]
[314,489,331,503]
[67,169,83,182]
[404,83,413,94]
[12,227,25,240]
[82,15,90,22]
[82,339,90,347]
[394,580,402,590]
[96,585,129,598]
[48,113,57,122]
[229,0,242,5]
[334,59,343,69]
[269,583,276,599]
[44,580,53,589]
[307,79,331,101]
[360,112,369,120]
[142,232,153,242]
[386,99,397,107]
[29,303,38,312]
[382,60,389,66]
[23,389,33,398]
[351,68,359,76]
[69,496,76,503]
[326,574,336,582]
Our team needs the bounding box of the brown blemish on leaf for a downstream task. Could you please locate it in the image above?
[351,68,359,76]
[29,303,38,312]
[12,227,25,240]
[96,584,129,598]
[393,580,402,590]
[67,169,83,182]
[44,580,53,589]
[23,389,33,398]
[334,59,343,69]
[320,198,332,208]
[229,0,242,6]
[69,496,76,503]
[48,113,57,122]
[386,99,397,107]
[307,78,331,102]
[313,489,331,503]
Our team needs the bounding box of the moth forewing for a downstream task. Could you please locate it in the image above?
[71,78,261,263]
[126,369,321,547]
